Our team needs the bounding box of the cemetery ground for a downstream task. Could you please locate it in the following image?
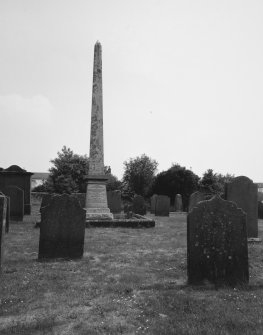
[1,202,263,334]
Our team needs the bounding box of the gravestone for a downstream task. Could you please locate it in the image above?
[40,193,86,211]
[107,190,122,213]
[188,191,205,212]
[155,195,170,216]
[187,196,249,286]
[258,201,263,219]
[175,194,183,212]
[188,192,213,212]
[1,186,24,221]
[74,193,86,208]
[38,194,86,259]
[0,192,10,233]
[225,176,258,238]
[40,193,53,210]
[0,196,7,271]
[0,165,33,214]
[150,194,158,213]
[133,195,146,215]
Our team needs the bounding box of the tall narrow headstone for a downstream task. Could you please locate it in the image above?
[225,176,258,238]
[85,42,113,221]
[107,190,122,213]
[155,195,170,216]
[258,201,263,219]
[175,194,183,212]
[0,196,7,271]
[150,194,158,214]
[133,195,146,215]
[1,186,24,221]
[187,196,249,286]
[38,194,86,259]
[0,192,10,233]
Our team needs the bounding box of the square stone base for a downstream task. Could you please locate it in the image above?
[86,208,113,221]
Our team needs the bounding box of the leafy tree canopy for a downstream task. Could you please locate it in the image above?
[199,169,235,195]
[32,146,121,194]
[122,154,158,197]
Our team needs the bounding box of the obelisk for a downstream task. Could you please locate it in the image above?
[85,41,113,220]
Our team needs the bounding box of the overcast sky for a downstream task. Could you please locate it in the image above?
[1,0,263,182]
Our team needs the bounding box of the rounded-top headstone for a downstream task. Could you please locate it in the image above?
[187,196,249,286]
[4,165,26,173]
[175,194,183,212]
[225,175,258,238]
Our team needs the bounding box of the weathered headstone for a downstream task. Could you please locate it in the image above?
[38,194,86,259]
[150,194,158,214]
[225,176,258,238]
[40,193,86,211]
[1,186,24,221]
[175,194,183,212]
[258,201,263,219]
[0,165,33,214]
[133,195,146,215]
[187,196,249,286]
[0,195,7,271]
[155,195,170,216]
[0,192,10,233]
[107,190,122,213]
[40,193,53,210]
[74,193,86,208]
[188,191,213,212]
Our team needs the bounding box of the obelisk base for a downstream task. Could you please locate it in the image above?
[85,178,113,221]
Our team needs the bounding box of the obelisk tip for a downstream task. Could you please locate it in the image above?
[95,40,101,45]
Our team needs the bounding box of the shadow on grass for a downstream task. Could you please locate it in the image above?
[0,316,60,335]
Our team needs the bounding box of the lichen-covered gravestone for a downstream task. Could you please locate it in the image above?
[0,195,7,271]
[155,195,170,216]
[187,196,249,286]
[107,190,122,213]
[175,194,183,212]
[150,194,158,214]
[133,195,146,215]
[38,194,86,260]
[225,176,258,238]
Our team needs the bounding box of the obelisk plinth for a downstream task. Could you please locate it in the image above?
[85,41,113,220]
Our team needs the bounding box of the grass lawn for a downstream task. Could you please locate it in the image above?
[1,200,263,334]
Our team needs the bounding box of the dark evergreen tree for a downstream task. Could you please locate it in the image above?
[152,163,199,210]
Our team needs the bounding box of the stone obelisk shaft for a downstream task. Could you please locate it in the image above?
[89,41,104,176]
[85,42,113,220]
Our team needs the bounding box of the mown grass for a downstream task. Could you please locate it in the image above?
[0,200,263,334]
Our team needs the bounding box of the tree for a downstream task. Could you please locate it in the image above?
[106,173,122,191]
[47,146,89,194]
[40,146,119,194]
[122,154,158,197]
[199,169,235,195]
[152,163,199,210]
